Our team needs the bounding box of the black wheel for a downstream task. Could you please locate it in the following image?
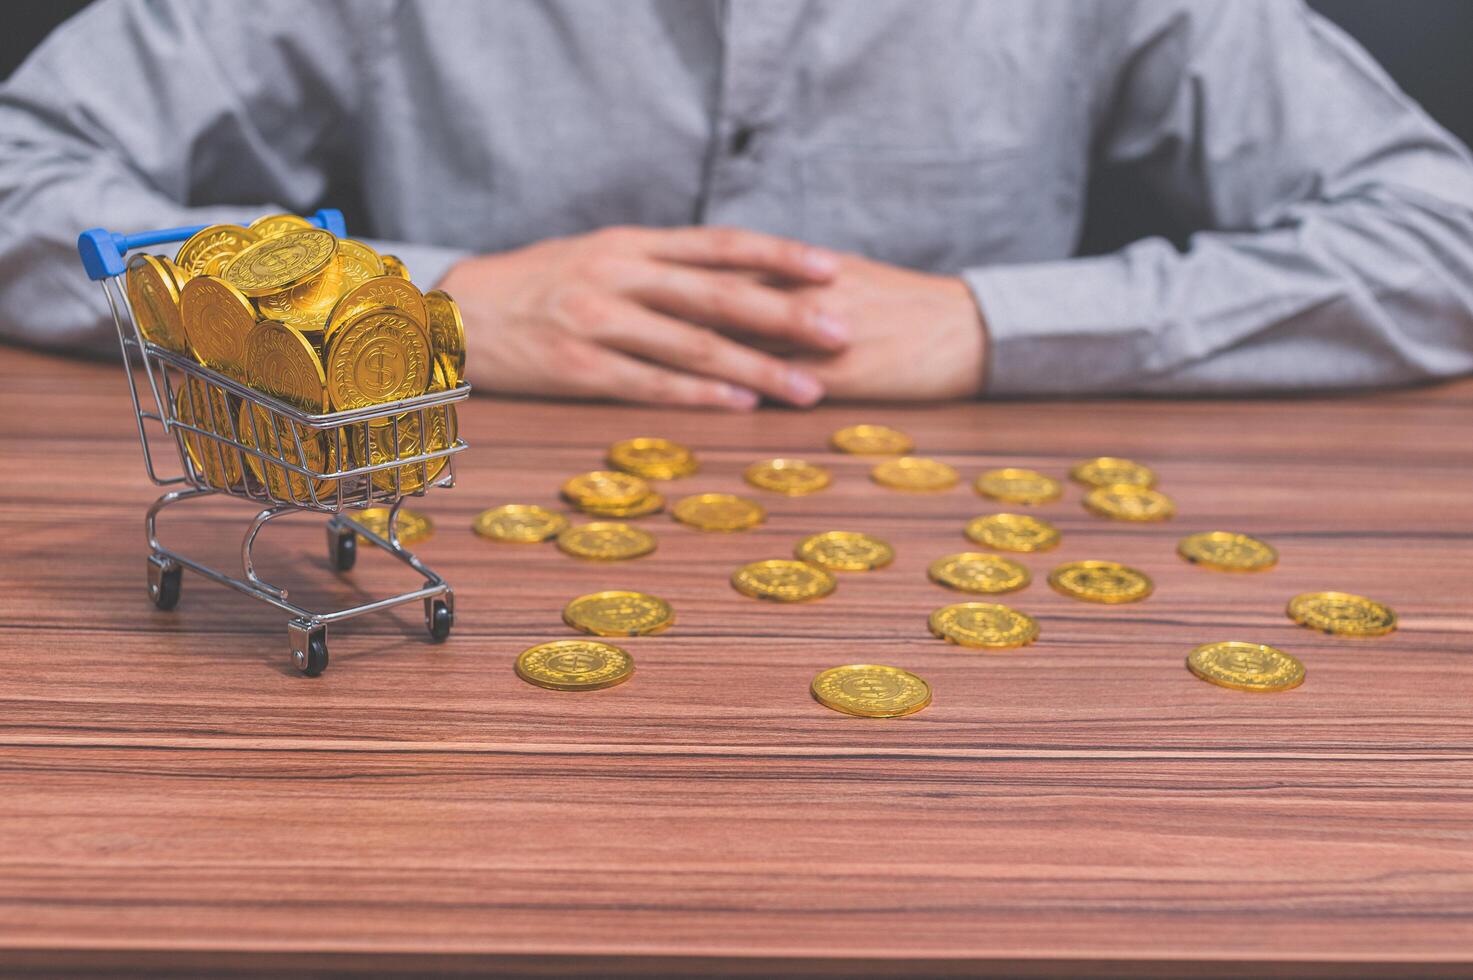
[149,561,181,611]
[296,635,329,677]
[427,600,453,642]
[328,525,357,572]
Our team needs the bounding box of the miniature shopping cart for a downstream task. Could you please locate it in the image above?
[78,210,468,676]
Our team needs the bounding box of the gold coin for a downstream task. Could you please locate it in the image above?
[180,275,257,378]
[246,213,313,239]
[1178,531,1278,572]
[928,552,1030,594]
[159,255,192,293]
[125,254,187,352]
[1187,641,1305,692]
[831,424,914,455]
[358,402,458,494]
[335,239,387,289]
[424,290,466,385]
[811,665,932,718]
[472,504,569,542]
[1287,591,1397,637]
[382,254,410,279]
[731,559,837,602]
[255,254,345,333]
[672,493,765,531]
[1070,456,1157,488]
[222,227,337,297]
[175,224,259,278]
[1048,560,1153,603]
[871,456,959,492]
[174,379,242,489]
[236,401,337,504]
[606,437,698,480]
[556,521,657,560]
[1083,484,1176,522]
[562,591,674,637]
[965,513,1061,553]
[348,506,434,544]
[975,468,1062,505]
[928,602,1039,649]
[324,307,432,410]
[516,639,633,691]
[562,470,651,509]
[580,492,665,519]
[745,458,831,495]
[243,318,328,412]
[325,275,429,342]
[795,531,894,571]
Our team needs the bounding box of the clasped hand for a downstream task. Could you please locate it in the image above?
[442,225,987,408]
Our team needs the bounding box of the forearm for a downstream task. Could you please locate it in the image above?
[966,187,1473,395]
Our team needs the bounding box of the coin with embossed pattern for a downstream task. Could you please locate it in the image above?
[1287,591,1397,637]
[563,591,675,637]
[965,513,1061,553]
[556,521,657,560]
[125,253,188,352]
[731,559,836,602]
[811,665,932,718]
[223,227,338,297]
[323,306,431,410]
[1188,642,1305,692]
[516,639,634,691]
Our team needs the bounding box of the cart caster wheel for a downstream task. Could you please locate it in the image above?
[147,556,181,611]
[328,524,357,572]
[426,599,453,643]
[290,621,329,677]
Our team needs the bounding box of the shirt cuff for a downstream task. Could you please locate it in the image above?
[359,238,472,293]
[961,250,1167,396]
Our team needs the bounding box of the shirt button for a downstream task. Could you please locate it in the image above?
[728,125,756,156]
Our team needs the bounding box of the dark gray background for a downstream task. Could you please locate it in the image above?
[5,0,1470,256]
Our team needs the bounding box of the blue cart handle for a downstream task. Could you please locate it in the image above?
[77,208,347,281]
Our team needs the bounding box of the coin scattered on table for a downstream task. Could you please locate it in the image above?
[349,507,433,545]
[744,458,832,495]
[811,664,932,718]
[1178,531,1278,572]
[580,490,666,518]
[556,521,657,560]
[794,531,895,571]
[965,513,1061,552]
[928,601,1039,648]
[831,424,914,455]
[672,492,765,531]
[1048,560,1153,603]
[1287,591,1397,636]
[731,559,837,602]
[1070,456,1157,488]
[472,504,568,543]
[1083,484,1176,522]
[607,437,699,480]
[561,470,652,511]
[974,468,1062,505]
[1187,641,1305,692]
[563,590,675,637]
[515,639,634,691]
[928,552,1031,594]
[871,456,959,492]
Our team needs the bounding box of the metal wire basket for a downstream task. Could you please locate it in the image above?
[78,209,469,676]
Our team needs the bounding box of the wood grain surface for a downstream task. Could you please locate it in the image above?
[1,346,1471,976]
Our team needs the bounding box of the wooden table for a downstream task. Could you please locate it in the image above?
[2,346,1471,977]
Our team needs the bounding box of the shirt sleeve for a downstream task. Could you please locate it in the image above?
[0,0,408,353]
[963,0,1473,395]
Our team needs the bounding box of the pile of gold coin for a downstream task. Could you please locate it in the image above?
[482,429,1401,716]
[125,215,465,497]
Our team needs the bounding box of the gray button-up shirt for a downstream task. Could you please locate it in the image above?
[3,0,1472,394]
